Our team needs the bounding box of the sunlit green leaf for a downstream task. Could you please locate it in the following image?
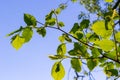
[68,49,79,56]
[46,18,56,26]
[91,20,112,38]
[37,27,46,37]
[59,35,65,43]
[63,34,72,42]
[87,58,98,71]
[59,3,67,10]
[106,69,118,76]
[104,62,115,77]
[11,35,25,50]
[24,13,37,27]
[51,62,65,80]
[58,21,65,27]
[115,32,120,42]
[49,55,67,60]
[55,8,61,14]
[71,58,82,72]
[57,43,66,55]
[71,0,77,3]
[70,23,80,34]
[94,39,114,51]
[74,31,83,39]
[22,27,33,42]
[45,10,54,20]
[80,19,90,30]
[105,0,113,2]
[91,48,101,57]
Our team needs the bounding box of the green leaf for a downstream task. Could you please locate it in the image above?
[115,32,120,42]
[63,34,72,42]
[71,58,82,72]
[106,69,118,76]
[59,3,67,10]
[91,20,112,38]
[91,48,101,57]
[49,55,67,60]
[70,23,80,34]
[24,13,37,27]
[37,27,46,37]
[59,35,65,43]
[11,35,25,50]
[74,31,83,39]
[51,62,65,80]
[80,19,90,30]
[58,21,65,27]
[87,58,98,71]
[105,0,113,2]
[71,0,77,3]
[45,10,54,20]
[68,49,79,56]
[46,18,56,26]
[57,43,66,55]
[103,62,115,77]
[22,27,33,42]
[94,39,114,51]
[55,8,61,14]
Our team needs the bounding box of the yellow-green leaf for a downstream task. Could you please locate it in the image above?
[12,35,25,50]
[57,43,66,55]
[22,27,33,42]
[87,58,98,71]
[115,32,120,42]
[51,62,65,80]
[94,39,114,51]
[71,58,82,72]
[105,0,113,2]
[91,20,112,38]
[24,13,37,27]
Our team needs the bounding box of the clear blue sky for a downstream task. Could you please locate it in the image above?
[0,0,106,80]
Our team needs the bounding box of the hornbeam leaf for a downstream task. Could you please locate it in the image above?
[87,58,98,71]
[91,20,112,38]
[37,27,46,37]
[105,0,113,2]
[51,62,65,80]
[24,13,37,27]
[94,39,114,51]
[57,43,66,55]
[22,27,33,42]
[71,58,82,72]
[11,35,25,50]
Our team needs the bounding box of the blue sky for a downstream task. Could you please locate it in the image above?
[0,0,106,80]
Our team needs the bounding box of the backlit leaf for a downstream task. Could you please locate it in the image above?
[70,23,80,34]
[37,27,46,37]
[94,39,114,51]
[71,0,77,3]
[115,32,120,42]
[58,21,65,27]
[87,58,98,71]
[80,19,90,30]
[51,62,65,80]
[71,58,82,72]
[59,35,65,43]
[57,43,66,55]
[105,0,113,2]
[55,8,61,14]
[11,35,25,50]
[46,18,56,26]
[91,20,112,38]
[24,13,37,27]
[22,27,33,42]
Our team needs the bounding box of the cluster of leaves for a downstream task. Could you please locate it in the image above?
[8,0,120,80]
